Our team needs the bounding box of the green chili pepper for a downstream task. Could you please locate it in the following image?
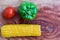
[19,1,38,20]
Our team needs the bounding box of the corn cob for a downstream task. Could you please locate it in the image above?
[1,24,41,37]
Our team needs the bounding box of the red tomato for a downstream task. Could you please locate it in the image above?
[4,7,15,19]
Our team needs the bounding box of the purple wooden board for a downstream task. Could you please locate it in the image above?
[0,0,60,40]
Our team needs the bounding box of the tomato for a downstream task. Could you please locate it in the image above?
[3,7,15,19]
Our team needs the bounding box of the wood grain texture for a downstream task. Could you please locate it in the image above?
[0,0,60,40]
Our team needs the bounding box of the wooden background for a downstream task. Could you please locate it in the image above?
[0,0,60,40]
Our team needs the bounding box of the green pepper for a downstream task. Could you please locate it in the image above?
[19,1,38,20]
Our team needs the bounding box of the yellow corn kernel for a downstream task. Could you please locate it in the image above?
[1,24,41,37]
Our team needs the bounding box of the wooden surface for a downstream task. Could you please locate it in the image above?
[0,0,60,40]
